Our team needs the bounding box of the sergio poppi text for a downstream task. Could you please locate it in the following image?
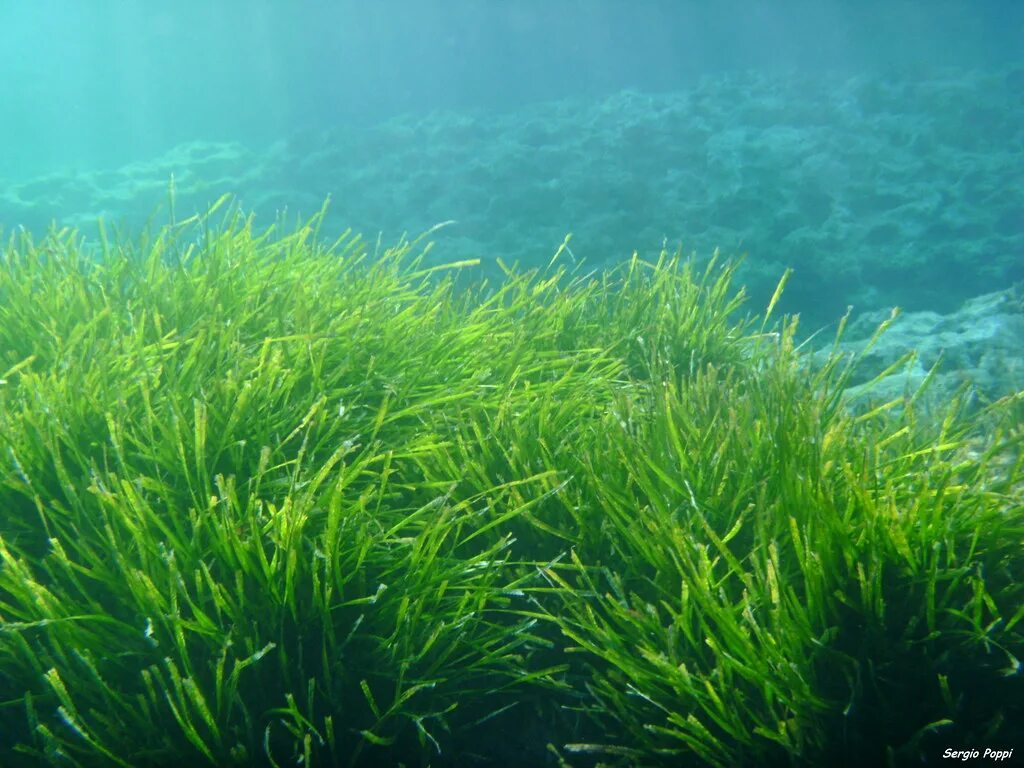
[943,748,1014,762]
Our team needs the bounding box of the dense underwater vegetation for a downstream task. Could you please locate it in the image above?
[0,202,1021,767]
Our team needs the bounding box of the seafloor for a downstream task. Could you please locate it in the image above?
[2,66,1022,399]
[0,65,1022,768]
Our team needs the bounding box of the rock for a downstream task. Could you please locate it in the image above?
[829,283,1024,406]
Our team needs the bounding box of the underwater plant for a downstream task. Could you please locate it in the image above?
[0,201,1020,767]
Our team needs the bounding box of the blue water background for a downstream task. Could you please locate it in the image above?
[3,1,1020,179]
[1,1,1022,339]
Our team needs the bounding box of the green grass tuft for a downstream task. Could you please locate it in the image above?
[0,201,1020,767]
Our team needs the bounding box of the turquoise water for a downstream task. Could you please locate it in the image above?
[1,1,1022,384]
[1,5,1023,766]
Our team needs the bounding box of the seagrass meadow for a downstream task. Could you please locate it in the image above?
[0,202,1021,767]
